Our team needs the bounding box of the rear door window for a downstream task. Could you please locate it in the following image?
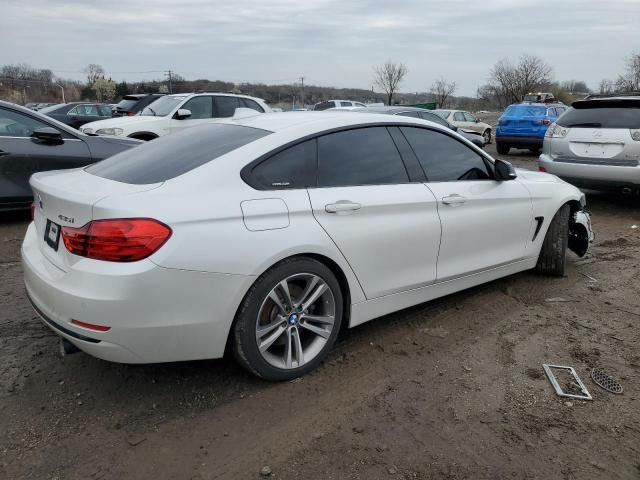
[400,126,492,182]
[556,104,640,128]
[241,98,265,112]
[317,127,409,187]
[244,140,315,189]
[214,96,240,117]
[86,124,271,184]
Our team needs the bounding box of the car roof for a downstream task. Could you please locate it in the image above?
[352,106,434,113]
[219,111,451,136]
[165,92,265,101]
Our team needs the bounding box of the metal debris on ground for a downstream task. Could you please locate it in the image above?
[543,364,593,400]
[591,368,623,394]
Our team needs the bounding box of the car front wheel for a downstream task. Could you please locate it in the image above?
[536,204,570,277]
[233,257,343,381]
[483,129,492,145]
[496,142,510,155]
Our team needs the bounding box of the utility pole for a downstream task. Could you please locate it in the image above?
[299,76,305,110]
[165,70,173,94]
[56,83,65,103]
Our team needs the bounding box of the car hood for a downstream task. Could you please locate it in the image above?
[81,115,166,130]
[515,168,563,183]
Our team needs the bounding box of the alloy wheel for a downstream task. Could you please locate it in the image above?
[255,273,336,369]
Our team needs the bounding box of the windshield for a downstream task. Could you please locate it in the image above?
[38,104,65,114]
[115,98,139,111]
[140,95,187,116]
[434,110,450,119]
[557,105,640,129]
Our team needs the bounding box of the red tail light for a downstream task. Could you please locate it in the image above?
[127,112,134,116]
[71,319,111,332]
[536,118,552,126]
[30,202,36,221]
[61,218,172,262]
[539,166,547,172]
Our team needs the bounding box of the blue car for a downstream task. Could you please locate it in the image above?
[495,103,567,155]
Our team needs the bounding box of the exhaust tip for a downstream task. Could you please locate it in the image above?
[59,338,81,357]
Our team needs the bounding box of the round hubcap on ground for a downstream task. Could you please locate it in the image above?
[255,273,336,370]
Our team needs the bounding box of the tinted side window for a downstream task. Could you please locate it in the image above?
[247,140,315,189]
[214,96,240,117]
[241,98,265,112]
[419,112,449,127]
[317,127,409,187]
[0,108,49,137]
[182,96,213,119]
[314,101,334,111]
[398,111,421,118]
[401,127,491,182]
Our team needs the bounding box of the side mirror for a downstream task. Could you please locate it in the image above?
[32,127,63,144]
[174,109,192,120]
[494,158,517,181]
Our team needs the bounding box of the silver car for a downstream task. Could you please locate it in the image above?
[538,97,640,192]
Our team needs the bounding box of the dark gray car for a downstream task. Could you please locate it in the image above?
[0,101,141,211]
[348,106,486,148]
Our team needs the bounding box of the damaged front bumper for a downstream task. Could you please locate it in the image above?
[569,210,594,257]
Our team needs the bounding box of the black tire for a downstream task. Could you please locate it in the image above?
[496,142,510,155]
[536,204,570,276]
[483,129,492,145]
[128,133,157,141]
[232,257,343,381]
[529,147,542,155]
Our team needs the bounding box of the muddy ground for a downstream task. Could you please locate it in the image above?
[1,145,639,480]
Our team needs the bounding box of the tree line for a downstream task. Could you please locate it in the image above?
[1,51,638,110]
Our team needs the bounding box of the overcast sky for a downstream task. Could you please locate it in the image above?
[2,0,638,95]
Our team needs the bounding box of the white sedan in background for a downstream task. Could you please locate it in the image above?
[435,109,493,145]
[23,112,592,380]
[80,92,271,140]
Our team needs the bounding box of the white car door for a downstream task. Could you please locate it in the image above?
[400,126,533,281]
[463,112,482,133]
[307,126,442,299]
[169,96,215,133]
[452,111,469,130]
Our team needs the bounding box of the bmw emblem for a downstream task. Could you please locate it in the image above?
[288,314,298,325]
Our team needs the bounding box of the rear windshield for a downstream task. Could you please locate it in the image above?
[114,98,139,111]
[86,124,271,184]
[557,103,640,129]
[504,105,546,117]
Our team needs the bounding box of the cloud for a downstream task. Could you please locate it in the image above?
[1,0,637,95]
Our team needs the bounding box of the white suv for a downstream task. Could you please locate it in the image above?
[80,93,271,140]
[313,100,368,110]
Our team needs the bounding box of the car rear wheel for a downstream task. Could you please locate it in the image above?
[496,142,510,155]
[529,147,542,155]
[536,204,570,277]
[233,257,343,381]
[483,129,492,145]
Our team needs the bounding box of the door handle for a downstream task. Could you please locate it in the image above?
[442,194,467,206]
[325,200,362,214]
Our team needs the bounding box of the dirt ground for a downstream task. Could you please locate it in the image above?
[1,145,640,480]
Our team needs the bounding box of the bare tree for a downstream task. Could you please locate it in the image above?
[374,61,408,105]
[615,52,640,92]
[487,54,553,106]
[430,77,457,108]
[84,64,105,85]
[560,79,590,94]
[598,79,615,94]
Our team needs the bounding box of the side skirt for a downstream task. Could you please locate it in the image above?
[349,258,537,327]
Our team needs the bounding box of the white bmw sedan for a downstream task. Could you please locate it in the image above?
[22,112,593,380]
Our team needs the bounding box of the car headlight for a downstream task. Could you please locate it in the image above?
[545,122,569,138]
[82,128,93,134]
[95,128,124,136]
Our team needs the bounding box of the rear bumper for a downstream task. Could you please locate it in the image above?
[538,154,640,189]
[21,222,254,364]
[495,135,543,148]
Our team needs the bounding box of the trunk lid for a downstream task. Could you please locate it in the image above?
[30,168,161,271]
[548,128,637,166]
